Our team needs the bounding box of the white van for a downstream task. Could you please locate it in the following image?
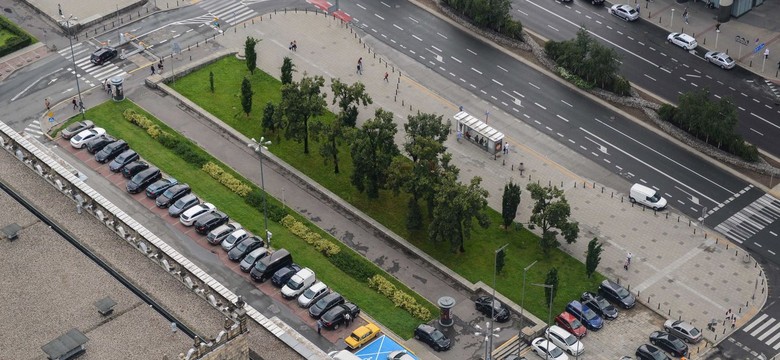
[328,350,361,360]
[281,268,316,299]
[629,183,667,210]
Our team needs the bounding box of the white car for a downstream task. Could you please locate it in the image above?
[281,268,316,299]
[704,51,736,69]
[221,229,250,251]
[610,4,640,21]
[70,127,106,148]
[531,337,569,360]
[387,350,415,360]
[546,325,584,356]
[667,32,698,50]
[179,202,216,226]
[298,281,329,308]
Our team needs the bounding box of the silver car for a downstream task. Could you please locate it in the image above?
[221,229,250,251]
[239,248,270,272]
[664,319,702,343]
[610,4,639,21]
[206,222,242,245]
[667,32,698,50]
[704,51,736,69]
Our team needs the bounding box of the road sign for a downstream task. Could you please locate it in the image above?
[735,36,749,46]
[754,42,766,54]
[48,117,55,123]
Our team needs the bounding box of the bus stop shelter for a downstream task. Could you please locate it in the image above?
[454,111,504,155]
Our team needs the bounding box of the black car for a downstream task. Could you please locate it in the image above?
[168,194,199,217]
[195,211,230,235]
[271,264,302,288]
[581,292,618,320]
[414,324,451,352]
[85,135,115,154]
[650,331,688,357]
[227,236,264,261]
[318,303,360,330]
[635,344,671,360]
[145,177,178,198]
[584,0,604,5]
[474,295,510,322]
[109,149,139,172]
[122,161,150,179]
[90,46,118,65]
[599,279,636,309]
[95,140,128,163]
[308,292,345,319]
[156,184,191,208]
[127,167,162,194]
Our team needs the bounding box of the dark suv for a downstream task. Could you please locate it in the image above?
[319,303,360,330]
[85,135,115,154]
[95,140,128,163]
[156,184,191,208]
[109,149,139,172]
[127,167,162,194]
[599,279,636,309]
[195,211,230,235]
[91,47,118,65]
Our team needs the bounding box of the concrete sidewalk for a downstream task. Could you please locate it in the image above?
[122,10,769,358]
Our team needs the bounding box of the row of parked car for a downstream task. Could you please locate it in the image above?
[514,279,702,360]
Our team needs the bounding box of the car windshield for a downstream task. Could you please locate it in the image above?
[616,287,630,298]
[584,308,598,320]
[303,287,318,298]
[571,318,583,328]
[563,333,577,345]
[254,261,267,272]
[288,279,303,290]
[670,337,685,348]
[549,345,564,357]
[430,330,444,341]
[648,192,661,202]
[173,198,189,208]
[236,241,248,251]
[116,154,127,162]
[131,173,145,182]
[597,298,611,309]
[162,188,177,198]
[689,327,700,336]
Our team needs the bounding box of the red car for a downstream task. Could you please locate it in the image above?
[555,312,587,338]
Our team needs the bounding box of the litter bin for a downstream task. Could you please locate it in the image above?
[438,296,456,327]
[110,76,124,101]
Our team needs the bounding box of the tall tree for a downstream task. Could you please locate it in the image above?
[350,109,399,198]
[209,71,214,93]
[496,246,507,275]
[244,36,258,75]
[544,267,559,306]
[429,174,490,253]
[311,119,349,174]
[526,183,579,255]
[281,57,295,85]
[331,79,373,127]
[261,102,276,132]
[240,77,253,117]
[585,237,602,279]
[501,181,522,229]
[279,74,327,154]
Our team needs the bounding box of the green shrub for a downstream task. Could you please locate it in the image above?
[280,214,340,256]
[158,132,179,149]
[201,161,252,197]
[173,142,208,167]
[609,75,631,96]
[266,203,288,222]
[329,251,377,282]
[658,104,676,122]
[368,274,432,321]
[246,189,264,208]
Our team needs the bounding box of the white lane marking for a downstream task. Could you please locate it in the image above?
[471,67,482,75]
[467,48,477,55]
[729,86,736,91]
[480,90,487,94]
[771,250,777,256]
[380,1,391,7]
[497,65,509,72]
[412,34,423,41]
[437,32,448,39]
[628,36,634,40]
[548,25,559,31]
[356,3,366,9]
[569,139,576,144]
[546,126,553,131]
[604,158,612,164]
[492,79,504,86]
[525,0,659,68]
[431,45,442,52]
[751,112,780,130]
[557,114,569,122]
[580,145,588,151]
[375,14,385,20]
[750,128,764,136]
[393,24,404,31]
[644,74,657,81]
[451,56,462,63]
[741,92,748,97]
[691,83,698,87]
[607,25,613,30]
[660,68,672,74]
[459,78,465,82]
[535,102,547,110]
[518,10,529,16]
[714,94,721,99]
[588,120,733,201]
[529,82,540,89]
[561,100,573,107]
[11,67,64,101]
[767,105,773,109]
[513,90,525,98]
[408,16,419,23]
[753,98,761,103]
[649,47,656,51]
[638,41,645,46]
[771,231,778,236]
[686,74,701,78]
[738,106,745,111]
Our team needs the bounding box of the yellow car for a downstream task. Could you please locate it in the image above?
[345,323,381,349]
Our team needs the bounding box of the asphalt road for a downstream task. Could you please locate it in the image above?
[510,0,780,159]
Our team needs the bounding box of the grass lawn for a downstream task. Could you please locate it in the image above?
[59,100,434,339]
[0,29,16,47]
[172,57,607,321]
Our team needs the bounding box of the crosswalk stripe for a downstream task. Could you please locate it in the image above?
[758,322,780,341]
[715,194,780,244]
[767,331,780,347]
[751,318,776,337]
[743,314,769,332]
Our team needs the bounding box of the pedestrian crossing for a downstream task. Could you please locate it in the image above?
[714,194,780,244]
[742,314,780,350]
[23,120,43,139]
[57,43,127,88]
[195,0,258,27]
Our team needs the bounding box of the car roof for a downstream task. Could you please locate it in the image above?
[177,193,197,202]
[558,312,576,321]
[295,268,314,277]
[309,281,327,291]
[548,325,572,337]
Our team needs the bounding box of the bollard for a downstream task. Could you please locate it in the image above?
[705,232,707,239]
[601,187,604,193]
[704,37,706,45]
[688,220,691,227]
[502,159,505,166]
[549,180,551,187]
[511,165,514,171]
[750,60,753,67]
[694,228,696,234]
[575,182,577,188]
[402,100,404,107]
[621,196,623,203]
[677,216,680,222]
[726,243,729,249]
[658,303,661,310]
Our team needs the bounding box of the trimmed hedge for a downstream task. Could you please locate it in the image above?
[369,274,432,321]
[281,215,341,256]
[0,16,34,57]
[245,189,288,222]
[202,162,252,197]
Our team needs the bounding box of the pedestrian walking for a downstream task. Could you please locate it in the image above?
[732,317,736,329]
[158,62,163,72]
[292,40,297,51]
[170,322,178,334]
[71,97,78,110]
[383,72,389,82]
[44,98,50,110]
[289,41,294,51]
[78,100,84,112]
[624,260,629,271]
[626,251,633,266]
[317,321,322,335]
[682,8,689,24]
[765,48,770,60]
[344,313,351,326]
[151,65,156,75]
[457,130,462,143]
[636,3,640,14]
[356,63,362,75]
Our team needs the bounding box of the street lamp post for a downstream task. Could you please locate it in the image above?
[247,137,272,247]
[485,243,509,360]
[61,13,86,119]
[532,283,554,359]
[518,260,538,355]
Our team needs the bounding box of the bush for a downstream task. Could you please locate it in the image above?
[329,251,377,282]
[173,142,208,167]
[608,75,631,96]
[201,161,252,197]
[146,124,162,139]
[158,132,179,149]
[267,203,288,222]
[658,104,676,122]
[368,274,432,321]
[280,214,341,257]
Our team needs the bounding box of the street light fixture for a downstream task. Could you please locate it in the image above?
[247,137,272,246]
[532,283,554,359]
[518,260,538,354]
[61,13,86,119]
[484,243,509,360]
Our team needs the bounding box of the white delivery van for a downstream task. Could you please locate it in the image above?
[328,350,361,360]
[281,268,316,299]
[629,183,667,210]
